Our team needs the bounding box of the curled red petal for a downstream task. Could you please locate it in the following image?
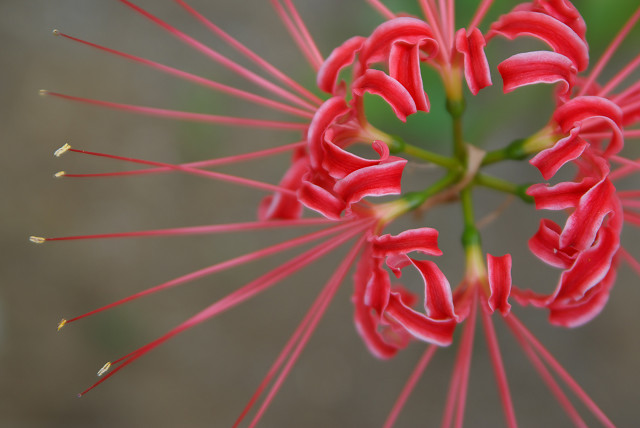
[528,219,575,269]
[553,96,624,158]
[372,227,442,258]
[526,177,598,210]
[389,41,430,111]
[364,262,391,316]
[548,267,616,328]
[498,51,575,100]
[530,127,588,179]
[531,0,587,41]
[359,17,438,66]
[297,179,345,220]
[258,156,308,220]
[560,178,618,251]
[307,97,350,168]
[410,259,457,321]
[317,36,366,95]
[334,158,407,205]
[455,27,492,95]
[322,140,389,180]
[556,226,619,301]
[488,11,589,71]
[385,292,457,346]
[352,69,417,122]
[487,254,512,316]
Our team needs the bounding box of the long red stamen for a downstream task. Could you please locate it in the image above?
[619,247,640,277]
[453,290,478,428]
[578,5,640,97]
[506,315,615,428]
[50,141,305,179]
[117,0,317,111]
[365,0,396,19]
[610,157,640,181]
[419,0,449,62]
[172,0,323,106]
[610,155,640,169]
[624,210,640,227]
[507,316,587,427]
[599,52,640,97]
[582,129,640,139]
[270,0,323,71]
[77,220,373,396]
[31,218,334,243]
[383,345,438,428]
[61,147,297,195]
[53,31,313,119]
[246,235,367,428]
[63,220,361,326]
[283,0,324,68]
[480,303,517,428]
[41,91,307,131]
[469,0,494,31]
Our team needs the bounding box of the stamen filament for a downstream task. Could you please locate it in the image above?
[41,91,307,130]
[618,247,640,277]
[283,0,325,68]
[270,0,323,71]
[506,315,615,428]
[64,147,297,195]
[469,0,495,31]
[117,0,318,111]
[246,235,367,428]
[480,304,517,428]
[36,218,334,243]
[77,219,374,396]
[173,0,324,106]
[64,220,363,326]
[383,345,438,428]
[578,5,640,97]
[54,31,313,118]
[365,0,396,19]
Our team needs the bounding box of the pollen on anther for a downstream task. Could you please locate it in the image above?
[57,318,67,331]
[39,89,49,96]
[54,143,71,157]
[52,29,60,36]
[97,362,112,377]
[29,236,46,244]
[54,171,65,178]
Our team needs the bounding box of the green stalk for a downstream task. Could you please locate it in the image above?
[475,173,534,203]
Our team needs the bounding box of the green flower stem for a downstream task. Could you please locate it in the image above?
[475,173,534,203]
[401,142,461,170]
[482,125,557,166]
[402,170,462,211]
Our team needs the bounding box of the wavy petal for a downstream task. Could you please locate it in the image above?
[526,177,598,210]
[389,41,430,111]
[334,158,407,205]
[530,127,588,179]
[372,227,442,258]
[455,28,492,95]
[352,69,417,122]
[498,51,576,99]
[317,36,366,95]
[297,179,345,220]
[528,219,576,268]
[487,254,512,315]
[488,11,589,71]
[307,97,350,168]
[385,292,457,346]
[410,259,456,320]
[322,140,389,180]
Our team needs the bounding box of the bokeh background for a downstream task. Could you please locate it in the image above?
[2,0,639,427]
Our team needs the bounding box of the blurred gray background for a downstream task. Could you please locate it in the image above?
[2,0,639,427]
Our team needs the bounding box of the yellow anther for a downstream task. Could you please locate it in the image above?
[57,318,67,331]
[29,236,46,244]
[54,143,71,157]
[52,29,60,36]
[39,89,49,96]
[97,362,112,377]
[54,171,65,178]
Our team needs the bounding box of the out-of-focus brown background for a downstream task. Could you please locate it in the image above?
[2,1,639,427]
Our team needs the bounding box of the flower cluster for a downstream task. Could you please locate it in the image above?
[35,0,639,426]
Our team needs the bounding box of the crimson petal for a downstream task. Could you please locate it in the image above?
[317,36,366,95]
[487,254,513,316]
[455,28,492,95]
[352,69,417,122]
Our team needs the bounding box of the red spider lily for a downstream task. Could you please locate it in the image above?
[34,0,639,427]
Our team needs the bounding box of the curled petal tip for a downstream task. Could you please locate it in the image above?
[54,143,71,157]
[97,362,112,377]
[57,318,67,331]
[29,236,46,244]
